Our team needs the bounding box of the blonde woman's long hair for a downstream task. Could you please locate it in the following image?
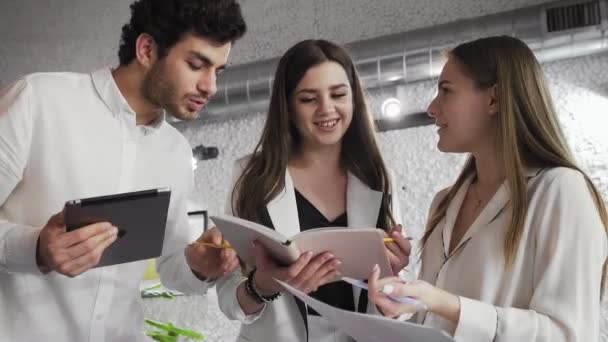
[421,35,608,292]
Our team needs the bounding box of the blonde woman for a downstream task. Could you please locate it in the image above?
[368,35,608,342]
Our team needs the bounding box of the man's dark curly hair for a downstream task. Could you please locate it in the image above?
[118,0,246,65]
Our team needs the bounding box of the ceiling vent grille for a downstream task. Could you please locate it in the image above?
[546,1,602,32]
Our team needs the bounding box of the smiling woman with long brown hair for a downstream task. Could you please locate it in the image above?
[216,39,411,342]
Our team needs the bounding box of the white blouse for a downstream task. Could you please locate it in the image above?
[418,167,607,342]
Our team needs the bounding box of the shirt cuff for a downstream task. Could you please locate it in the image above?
[233,278,267,324]
[4,224,44,275]
[453,296,497,342]
[183,253,216,295]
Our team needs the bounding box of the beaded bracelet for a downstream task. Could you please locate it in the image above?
[245,267,281,303]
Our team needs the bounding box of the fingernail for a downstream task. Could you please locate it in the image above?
[373,264,379,272]
[333,260,342,266]
[382,284,395,295]
[306,251,313,257]
[327,253,334,259]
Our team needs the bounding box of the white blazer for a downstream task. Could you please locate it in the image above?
[418,167,607,342]
[216,158,403,342]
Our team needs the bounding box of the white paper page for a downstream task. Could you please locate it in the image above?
[276,279,455,342]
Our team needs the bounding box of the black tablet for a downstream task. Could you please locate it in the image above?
[64,188,171,267]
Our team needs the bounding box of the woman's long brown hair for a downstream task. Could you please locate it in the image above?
[232,39,395,230]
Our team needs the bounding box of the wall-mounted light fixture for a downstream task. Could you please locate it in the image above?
[193,145,219,160]
[381,98,402,119]
[191,144,219,170]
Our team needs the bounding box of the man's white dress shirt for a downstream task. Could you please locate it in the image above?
[0,69,211,342]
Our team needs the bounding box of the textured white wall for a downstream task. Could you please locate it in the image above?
[145,52,608,341]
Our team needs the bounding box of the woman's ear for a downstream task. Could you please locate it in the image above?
[134,33,159,69]
[488,84,499,116]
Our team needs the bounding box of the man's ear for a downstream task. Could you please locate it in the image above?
[134,33,159,69]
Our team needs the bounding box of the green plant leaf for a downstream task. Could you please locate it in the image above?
[144,319,204,340]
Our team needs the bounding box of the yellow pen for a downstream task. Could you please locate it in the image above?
[383,237,414,243]
[190,241,232,249]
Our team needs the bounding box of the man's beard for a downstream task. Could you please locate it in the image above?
[141,62,197,121]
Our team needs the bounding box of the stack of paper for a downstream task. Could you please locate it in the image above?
[276,279,454,342]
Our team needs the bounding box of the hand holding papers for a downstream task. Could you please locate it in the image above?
[341,276,427,311]
[276,279,454,342]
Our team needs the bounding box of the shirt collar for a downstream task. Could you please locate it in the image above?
[91,67,165,131]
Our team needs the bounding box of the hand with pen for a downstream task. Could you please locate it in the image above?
[184,227,239,281]
[384,224,412,275]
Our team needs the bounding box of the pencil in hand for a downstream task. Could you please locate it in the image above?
[190,241,232,249]
[383,237,414,243]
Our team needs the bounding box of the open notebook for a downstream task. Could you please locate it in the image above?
[211,214,393,279]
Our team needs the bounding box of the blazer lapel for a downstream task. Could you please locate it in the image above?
[345,172,384,315]
[346,172,383,229]
[267,171,383,231]
[266,169,301,238]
